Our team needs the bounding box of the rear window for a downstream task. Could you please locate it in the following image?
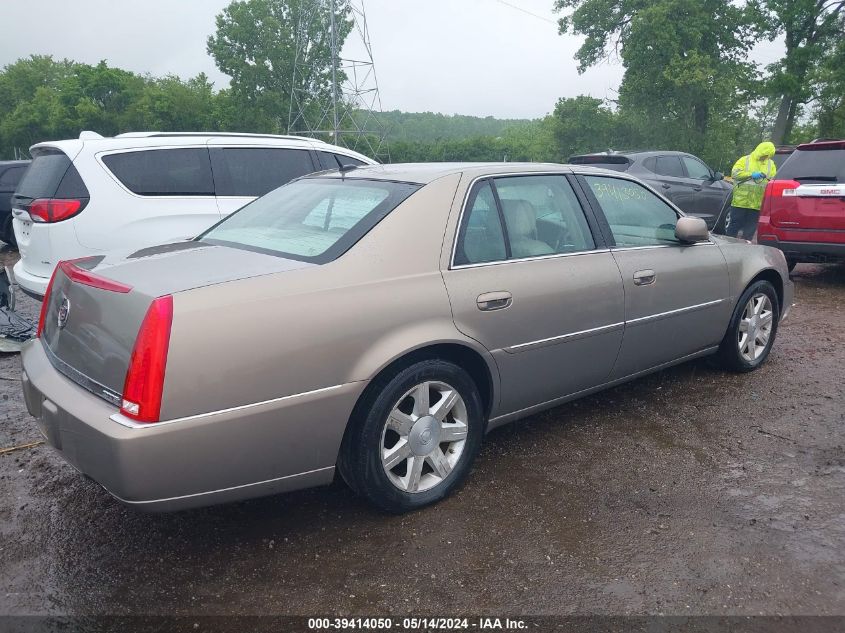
[778,147,845,183]
[199,178,419,263]
[15,150,73,199]
[211,147,316,196]
[569,155,631,172]
[102,148,214,196]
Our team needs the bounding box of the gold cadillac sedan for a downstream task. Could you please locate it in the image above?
[21,163,792,513]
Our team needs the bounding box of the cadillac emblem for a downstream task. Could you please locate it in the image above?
[57,296,71,330]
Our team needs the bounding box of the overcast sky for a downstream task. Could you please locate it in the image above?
[0,0,783,119]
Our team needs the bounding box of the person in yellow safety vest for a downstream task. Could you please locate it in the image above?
[725,141,777,240]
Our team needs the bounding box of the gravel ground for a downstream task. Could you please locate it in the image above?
[0,245,843,618]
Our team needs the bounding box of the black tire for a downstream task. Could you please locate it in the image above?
[338,359,484,514]
[716,280,780,372]
[0,215,15,247]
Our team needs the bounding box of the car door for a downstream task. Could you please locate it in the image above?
[643,155,698,213]
[442,173,625,416]
[680,154,729,227]
[576,174,731,379]
[209,143,321,217]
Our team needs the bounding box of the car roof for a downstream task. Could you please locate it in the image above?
[308,162,631,184]
[572,149,694,159]
[28,131,374,164]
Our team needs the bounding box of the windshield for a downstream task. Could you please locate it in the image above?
[199,177,421,263]
[778,148,845,183]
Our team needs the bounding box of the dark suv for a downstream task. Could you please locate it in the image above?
[757,139,845,269]
[569,150,732,228]
[0,160,30,246]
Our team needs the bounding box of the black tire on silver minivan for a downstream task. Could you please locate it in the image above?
[338,359,484,513]
[716,280,780,372]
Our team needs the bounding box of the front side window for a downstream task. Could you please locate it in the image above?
[211,148,316,197]
[584,176,680,247]
[199,177,419,263]
[102,148,214,196]
[682,156,712,180]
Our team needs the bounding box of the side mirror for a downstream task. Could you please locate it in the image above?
[675,216,709,243]
[713,171,724,181]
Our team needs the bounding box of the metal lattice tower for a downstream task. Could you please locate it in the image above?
[288,0,389,160]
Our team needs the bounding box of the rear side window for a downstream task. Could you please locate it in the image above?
[211,147,316,196]
[103,149,214,196]
[318,151,368,170]
[0,166,26,188]
[778,148,845,183]
[455,181,507,265]
[14,150,88,200]
[648,156,685,178]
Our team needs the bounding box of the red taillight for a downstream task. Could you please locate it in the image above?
[36,267,59,338]
[760,179,800,217]
[28,199,83,223]
[58,259,132,293]
[120,296,174,424]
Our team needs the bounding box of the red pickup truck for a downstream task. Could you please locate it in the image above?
[757,140,845,270]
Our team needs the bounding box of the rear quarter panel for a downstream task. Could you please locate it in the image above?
[159,173,492,421]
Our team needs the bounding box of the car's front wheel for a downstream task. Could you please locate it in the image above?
[716,280,780,372]
[339,359,484,513]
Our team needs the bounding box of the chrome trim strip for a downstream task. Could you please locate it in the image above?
[626,298,725,326]
[42,342,122,407]
[110,466,335,505]
[451,248,611,270]
[502,299,725,352]
[610,241,715,252]
[506,321,624,353]
[110,384,346,429]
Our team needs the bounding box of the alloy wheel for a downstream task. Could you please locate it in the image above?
[738,292,774,362]
[380,380,469,493]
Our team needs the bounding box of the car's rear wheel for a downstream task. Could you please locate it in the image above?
[716,280,780,372]
[0,215,15,247]
[338,359,484,513]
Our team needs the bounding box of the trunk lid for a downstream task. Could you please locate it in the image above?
[771,142,845,233]
[41,242,313,405]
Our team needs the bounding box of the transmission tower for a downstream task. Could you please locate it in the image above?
[288,0,389,161]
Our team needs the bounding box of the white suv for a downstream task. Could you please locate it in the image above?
[11,131,375,298]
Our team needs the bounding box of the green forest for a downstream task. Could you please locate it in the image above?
[0,0,843,173]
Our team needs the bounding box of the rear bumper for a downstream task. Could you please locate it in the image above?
[21,339,365,511]
[757,236,845,262]
[12,261,48,300]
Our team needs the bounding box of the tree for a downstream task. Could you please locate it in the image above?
[207,0,351,134]
[811,23,845,138]
[555,0,758,157]
[758,0,845,143]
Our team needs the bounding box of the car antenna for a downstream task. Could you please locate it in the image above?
[338,163,358,179]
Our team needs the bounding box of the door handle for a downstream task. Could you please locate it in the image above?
[477,291,512,311]
[633,270,656,286]
[661,184,671,189]
[693,187,703,192]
